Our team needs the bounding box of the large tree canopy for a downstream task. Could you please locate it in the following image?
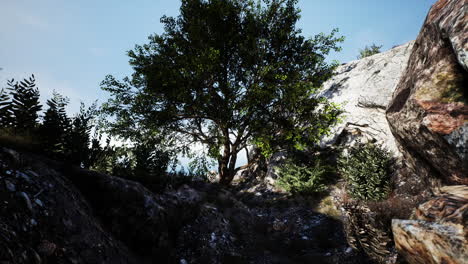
[102,0,344,184]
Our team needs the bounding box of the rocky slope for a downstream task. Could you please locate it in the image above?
[320,0,467,263]
[320,41,414,155]
[0,147,367,264]
[386,0,467,263]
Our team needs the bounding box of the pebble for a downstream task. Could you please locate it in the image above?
[31,249,42,264]
[16,171,32,183]
[5,180,16,192]
[180,259,188,264]
[35,199,44,207]
[30,219,37,226]
[26,170,39,177]
[37,240,57,257]
[18,192,33,212]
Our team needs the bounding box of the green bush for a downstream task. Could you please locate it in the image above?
[276,159,329,195]
[338,142,393,201]
[357,43,382,59]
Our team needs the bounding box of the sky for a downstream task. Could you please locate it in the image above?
[0,0,436,168]
[1,0,436,114]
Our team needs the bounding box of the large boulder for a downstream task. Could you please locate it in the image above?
[386,0,468,185]
[320,41,414,155]
[392,185,468,264]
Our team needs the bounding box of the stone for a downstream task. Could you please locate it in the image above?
[392,186,468,264]
[15,171,32,183]
[36,240,56,257]
[386,0,468,185]
[320,41,414,155]
[34,199,44,207]
[18,192,32,212]
[4,179,16,192]
[416,185,468,225]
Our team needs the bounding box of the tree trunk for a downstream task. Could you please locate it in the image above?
[218,135,231,185]
[219,155,238,185]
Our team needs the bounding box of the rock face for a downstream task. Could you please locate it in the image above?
[320,41,414,155]
[392,185,468,264]
[386,0,468,185]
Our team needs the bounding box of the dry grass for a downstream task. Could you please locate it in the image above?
[315,195,342,219]
[0,128,42,152]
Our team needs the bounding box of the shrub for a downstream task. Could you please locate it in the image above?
[276,159,329,195]
[338,142,393,201]
[357,43,382,59]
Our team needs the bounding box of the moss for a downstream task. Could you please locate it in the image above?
[415,71,468,104]
[315,195,341,219]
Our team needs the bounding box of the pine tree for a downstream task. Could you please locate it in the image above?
[40,91,71,155]
[65,102,97,167]
[7,75,42,132]
[0,88,12,128]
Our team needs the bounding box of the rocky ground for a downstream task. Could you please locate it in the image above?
[0,147,370,264]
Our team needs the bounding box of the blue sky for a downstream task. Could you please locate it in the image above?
[1,0,435,114]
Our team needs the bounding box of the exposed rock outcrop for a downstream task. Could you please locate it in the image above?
[325,1,468,263]
[320,41,414,155]
[386,0,468,262]
[386,0,468,185]
[392,185,468,264]
[318,29,420,264]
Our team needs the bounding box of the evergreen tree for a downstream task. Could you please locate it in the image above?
[65,102,98,167]
[0,88,12,128]
[40,91,71,155]
[7,75,42,132]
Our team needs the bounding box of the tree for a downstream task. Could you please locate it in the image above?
[65,102,99,168]
[7,75,42,132]
[0,88,12,128]
[357,43,382,59]
[40,91,71,155]
[102,0,344,185]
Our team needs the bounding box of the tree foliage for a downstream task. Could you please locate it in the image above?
[276,159,329,195]
[7,75,42,132]
[0,88,12,127]
[92,134,177,192]
[40,91,71,155]
[64,102,100,167]
[0,75,103,169]
[102,0,344,184]
[357,43,382,59]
